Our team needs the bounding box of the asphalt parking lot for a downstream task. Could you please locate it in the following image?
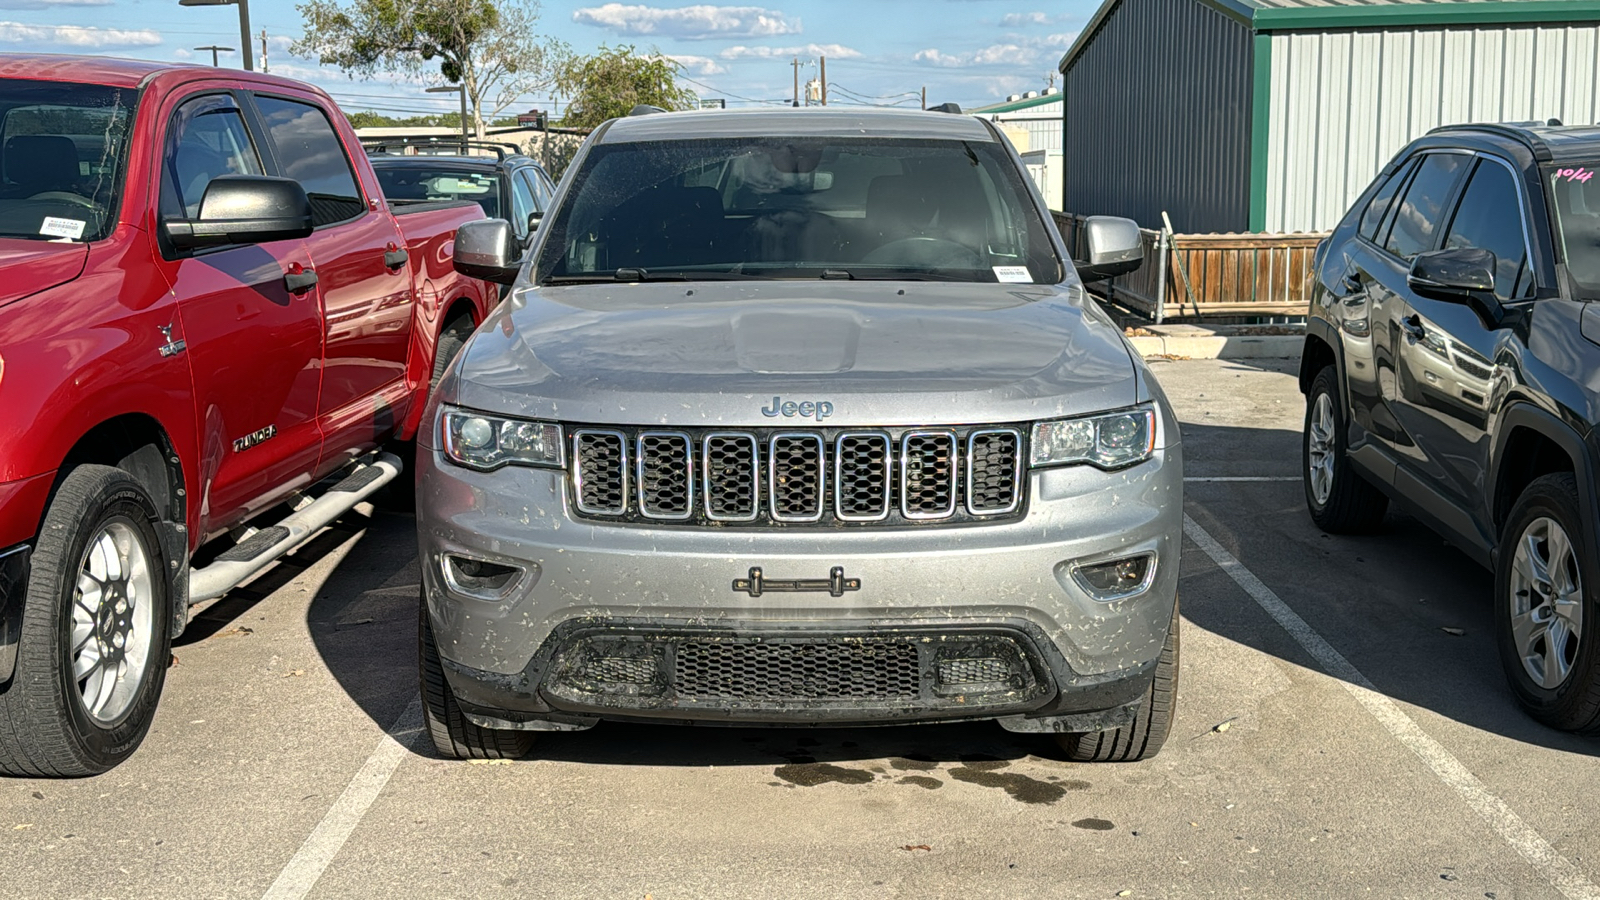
[4,357,1599,900]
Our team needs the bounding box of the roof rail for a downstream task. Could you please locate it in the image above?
[1426,123,1554,162]
[359,136,523,160]
[928,102,962,115]
[629,104,667,116]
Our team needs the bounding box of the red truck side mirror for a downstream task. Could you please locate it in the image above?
[163,175,314,249]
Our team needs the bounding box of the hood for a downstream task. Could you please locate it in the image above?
[454,280,1138,428]
[0,239,89,309]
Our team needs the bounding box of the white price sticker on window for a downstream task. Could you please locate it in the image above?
[992,265,1032,283]
[39,216,86,240]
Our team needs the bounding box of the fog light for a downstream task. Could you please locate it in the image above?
[1072,553,1155,601]
[441,554,523,598]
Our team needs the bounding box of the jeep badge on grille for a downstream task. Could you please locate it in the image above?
[760,396,833,421]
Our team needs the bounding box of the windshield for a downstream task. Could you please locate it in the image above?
[535,136,1062,284]
[374,164,501,219]
[0,79,136,243]
[1545,163,1600,295]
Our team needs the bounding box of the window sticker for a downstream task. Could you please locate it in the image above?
[993,265,1032,283]
[39,216,86,240]
[1554,167,1595,184]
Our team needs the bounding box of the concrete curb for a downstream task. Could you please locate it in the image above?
[1128,334,1302,360]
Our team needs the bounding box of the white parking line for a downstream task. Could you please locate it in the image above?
[261,694,424,900]
[1184,515,1600,900]
[1184,476,1299,482]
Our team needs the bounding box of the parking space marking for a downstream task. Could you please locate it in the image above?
[261,694,423,900]
[1184,515,1600,900]
[1184,476,1298,482]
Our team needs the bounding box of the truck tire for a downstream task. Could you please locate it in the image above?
[0,465,172,777]
[1303,365,1388,533]
[1495,473,1600,734]
[1056,600,1178,762]
[418,602,534,759]
[430,313,475,394]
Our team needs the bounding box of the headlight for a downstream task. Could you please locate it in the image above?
[440,407,563,471]
[1030,406,1156,469]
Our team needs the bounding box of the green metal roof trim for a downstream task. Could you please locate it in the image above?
[968,93,1064,115]
[1060,0,1600,71]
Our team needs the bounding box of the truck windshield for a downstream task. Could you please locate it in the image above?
[374,164,502,219]
[536,136,1062,284]
[0,79,136,243]
[1544,163,1600,296]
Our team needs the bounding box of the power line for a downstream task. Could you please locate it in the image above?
[674,73,784,106]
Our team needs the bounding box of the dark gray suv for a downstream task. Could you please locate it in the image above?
[1302,122,1600,733]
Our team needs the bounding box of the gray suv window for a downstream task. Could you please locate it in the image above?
[1384,153,1469,261]
[1442,160,1532,300]
[1359,158,1416,243]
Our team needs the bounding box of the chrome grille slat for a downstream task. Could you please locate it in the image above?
[900,431,957,520]
[966,428,1022,515]
[769,432,825,522]
[636,431,694,520]
[572,430,628,515]
[703,432,759,521]
[569,425,1025,526]
[835,432,891,522]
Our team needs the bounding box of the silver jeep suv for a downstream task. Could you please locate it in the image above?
[417,107,1183,762]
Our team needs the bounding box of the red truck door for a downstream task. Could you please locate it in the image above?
[249,92,414,459]
[154,91,324,535]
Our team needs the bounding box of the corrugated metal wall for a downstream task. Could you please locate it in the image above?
[1265,24,1600,233]
[997,115,1063,152]
[1062,0,1253,233]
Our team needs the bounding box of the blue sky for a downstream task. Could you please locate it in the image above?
[0,1,1096,116]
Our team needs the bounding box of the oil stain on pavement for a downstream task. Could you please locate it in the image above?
[773,762,875,786]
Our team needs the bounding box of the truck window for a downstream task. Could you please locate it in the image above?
[1383,153,1469,261]
[160,94,264,221]
[0,79,135,243]
[1441,159,1533,300]
[253,95,364,227]
[1546,161,1600,298]
[1359,158,1417,243]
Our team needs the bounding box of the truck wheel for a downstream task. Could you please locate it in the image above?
[1057,601,1178,762]
[1304,365,1388,533]
[430,313,475,394]
[418,601,534,759]
[1495,473,1600,733]
[0,466,172,777]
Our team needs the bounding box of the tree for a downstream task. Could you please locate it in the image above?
[557,45,697,130]
[293,0,566,138]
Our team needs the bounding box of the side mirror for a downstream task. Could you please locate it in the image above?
[1075,215,1143,283]
[1408,248,1496,298]
[454,218,520,285]
[163,175,313,249]
[528,210,544,233]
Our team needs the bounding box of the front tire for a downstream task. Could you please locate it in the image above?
[1056,600,1179,762]
[1303,365,1388,533]
[0,466,173,777]
[1495,473,1600,733]
[418,601,534,759]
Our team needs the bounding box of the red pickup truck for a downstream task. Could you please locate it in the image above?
[0,55,500,776]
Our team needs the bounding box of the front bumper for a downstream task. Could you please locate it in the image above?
[418,440,1181,728]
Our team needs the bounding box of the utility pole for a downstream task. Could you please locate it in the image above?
[260,28,268,73]
[195,45,232,66]
[921,86,926,110]
[819,56,827,105]
[791,57,800,107]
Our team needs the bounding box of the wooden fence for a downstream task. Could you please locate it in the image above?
[1053,212,1327,321]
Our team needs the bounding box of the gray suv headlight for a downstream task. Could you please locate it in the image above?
[441,406,564,471]
[1030,406,1155,469]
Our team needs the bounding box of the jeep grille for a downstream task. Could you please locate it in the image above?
[567,425,1026,527]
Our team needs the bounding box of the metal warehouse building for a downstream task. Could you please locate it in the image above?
[1059,0,1600,234]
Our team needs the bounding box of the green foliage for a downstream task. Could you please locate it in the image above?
[556,45,697,129]
[293,0,565,136]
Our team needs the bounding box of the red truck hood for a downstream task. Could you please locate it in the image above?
[0,239,89,309]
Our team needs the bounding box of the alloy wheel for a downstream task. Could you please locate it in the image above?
[70,518,156,724]
[1306,392,1336,506]
[1508,516,1585,690]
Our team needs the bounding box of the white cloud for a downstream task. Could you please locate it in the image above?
[914,31,1077,69]
[0,21,160,48]
[171,47,193,60]
[573,4,800,40]
[719,43,858,60]
[912,48,962,68]
[668,54,727,76]
[0,0,110,8]
[1000,12,1050,27]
